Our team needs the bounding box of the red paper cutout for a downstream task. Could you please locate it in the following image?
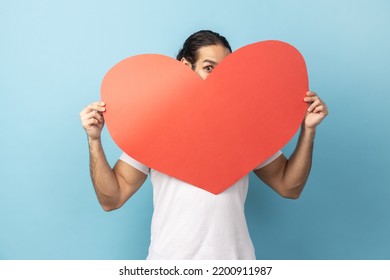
[101,40,308,194]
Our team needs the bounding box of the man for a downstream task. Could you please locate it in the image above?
[80,30,328,259]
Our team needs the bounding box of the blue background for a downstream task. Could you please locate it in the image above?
[1,0,389,259]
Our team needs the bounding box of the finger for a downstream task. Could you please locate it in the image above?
[94,111,104,123]
[87,103,106,113]
[82,101,106,114]
[88,101,105,107]
[307,99,321,112]
[82,117,99,128]
[304,96,317,103]
[306,91,317,97]
[304,91,319,102]
[315,105,329,116]
[82,110,104,123]
[80,106,101,118]
[313,105,325,113]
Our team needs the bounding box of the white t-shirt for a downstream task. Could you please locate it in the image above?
[119,151,282,260]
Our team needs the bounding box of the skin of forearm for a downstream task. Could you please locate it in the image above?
[88,137,121,209]
[282,125,315,197]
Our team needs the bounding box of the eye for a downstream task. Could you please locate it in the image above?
[204,65,214,72]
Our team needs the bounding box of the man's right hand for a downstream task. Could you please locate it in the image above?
[80,101,106,140]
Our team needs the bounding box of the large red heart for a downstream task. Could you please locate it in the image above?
[101,40,308,194]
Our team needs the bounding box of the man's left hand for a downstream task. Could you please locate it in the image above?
[303,91,328,129]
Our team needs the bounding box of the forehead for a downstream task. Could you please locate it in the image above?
[196,44,231,63]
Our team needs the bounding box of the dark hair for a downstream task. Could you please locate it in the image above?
[176,30,232,68]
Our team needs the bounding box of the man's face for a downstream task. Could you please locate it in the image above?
[182,44,231,80]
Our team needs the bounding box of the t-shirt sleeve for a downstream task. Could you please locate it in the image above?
[118,153,150,175]
[253,150,283,170]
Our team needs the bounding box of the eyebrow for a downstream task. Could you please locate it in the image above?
[202,59,218,65]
